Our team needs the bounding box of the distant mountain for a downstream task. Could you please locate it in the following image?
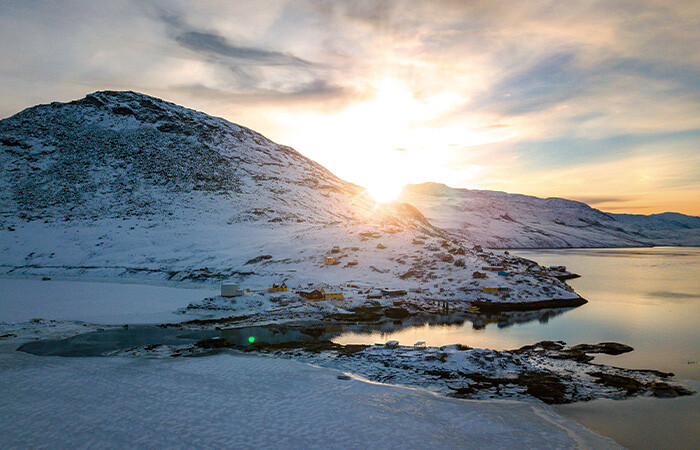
[399,183,700,248]
[0,91,580,307]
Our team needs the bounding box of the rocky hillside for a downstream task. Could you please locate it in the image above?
[0,91,426,228]
[400,183,700,248]
[0,91,580,307]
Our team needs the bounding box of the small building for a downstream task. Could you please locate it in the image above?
[345,261,358,267]
[376,243,387,249]
[221,282,244,298]
[412,239,425,245]
[330,246,341,254]
[324,291,344,300]
[324,257,338,265]
[472,271,487,279]
[497,271,510,276]
[482,287,510,292]
[298,289,324,300]
[385,340,399,348]
[268,283,288,293]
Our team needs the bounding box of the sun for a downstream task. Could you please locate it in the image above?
[365,180,404,204]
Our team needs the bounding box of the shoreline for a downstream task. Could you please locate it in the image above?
[471,297,587,312]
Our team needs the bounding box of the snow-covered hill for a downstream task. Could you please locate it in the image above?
[399,183,700,248]
[0,91,579,307]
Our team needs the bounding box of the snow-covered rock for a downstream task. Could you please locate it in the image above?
[400,183,700,248]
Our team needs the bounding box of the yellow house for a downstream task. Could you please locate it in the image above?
[324,257,338,265]
[482,287,510,292]
[268,283,288,292]
[324,291,344,299]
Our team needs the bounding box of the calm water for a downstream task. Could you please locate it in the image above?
[336,246,700,449]
[335,247,700,380]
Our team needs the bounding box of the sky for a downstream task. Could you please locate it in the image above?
[1,0,699,214]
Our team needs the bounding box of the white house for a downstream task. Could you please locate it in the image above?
[221,282,244,298]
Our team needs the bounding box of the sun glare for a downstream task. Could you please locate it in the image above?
[365,180,404,204]
[277,78,508,200]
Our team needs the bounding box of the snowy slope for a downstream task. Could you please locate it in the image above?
[0,91,579,305]
[400,183,700,248]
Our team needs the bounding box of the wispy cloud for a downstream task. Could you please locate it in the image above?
[172,79,350,105]
[160,11,313,67]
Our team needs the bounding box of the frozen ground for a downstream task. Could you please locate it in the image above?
[0,347,618,449]
[0,277,218,324]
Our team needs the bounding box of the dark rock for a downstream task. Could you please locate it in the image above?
[571,342,634,355]
[112,106,136,116]
[522,373,569,404]
[245,254,272,264]
[518,340,566,351]
[399,269,420,279]
[247,340,368,355]
[384,307,410,319]
[425,369,458,379]
[588,372,644,394]
[648,381,694,398]
[156,123,190,134]
[0,137,29,148]
[69,94,105,108]
[195,337,234,349]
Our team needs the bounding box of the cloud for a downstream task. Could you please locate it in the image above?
[172,79,351,105]
[568,196,632,206]
[157,9,313,67]
[174,29,312,67]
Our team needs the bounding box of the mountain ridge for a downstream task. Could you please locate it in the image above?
[399,182,700,248]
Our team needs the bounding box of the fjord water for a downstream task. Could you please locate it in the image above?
[516,247,700,450]
[337,246,699,449]
[336,247,699,378]
[513,247,699,380]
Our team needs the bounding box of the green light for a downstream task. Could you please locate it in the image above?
[248,336,255,343]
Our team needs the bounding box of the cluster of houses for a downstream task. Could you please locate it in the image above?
[297,288,344,301]
[324,245,361,267]
[220,281,343,301]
